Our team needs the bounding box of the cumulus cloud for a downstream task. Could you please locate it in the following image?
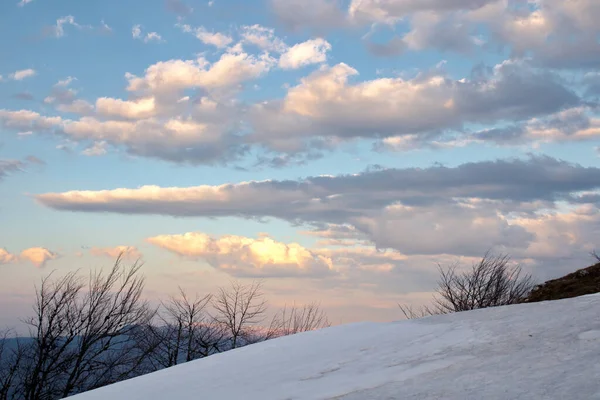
[250,59,579,153]
[125,52,275,95]
[147,232,335,277]
[89,245,142,260]
[95,96,157,120]
[17,0,33,6]
[279,38,332,69]
[9,69,36,81]
[0,109,62,132]
[19,247,59,268]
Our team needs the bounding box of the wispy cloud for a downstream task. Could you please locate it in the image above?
[132,24,165,43]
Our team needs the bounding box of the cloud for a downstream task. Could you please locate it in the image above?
[89,245,142,260]
[95,96,157,119]
[0,156,45,181]
[240,25,287,53]
[35,156,600,257]
[465,0,600,69]
[147,232,335,277]
[43,78,94,115]
[177,24,233,48]
[12,92,35,101]
[166,0,193,16]
[98,20,113,35]
[271,0,347,32]
[0,249,18,264]
[0,160,25,181]
[132,25,165,43]
[249,59,579,153]
[81,141,108,156]
[19,247,59,268]
[348,0,497,24]
[0,110,62,132]
[279,38,332,69]
[9,69,36,81]
[125,52,275,95]
[44,16,87,38]
[17,0,33,6]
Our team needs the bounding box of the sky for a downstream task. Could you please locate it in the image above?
[1,0,600,328]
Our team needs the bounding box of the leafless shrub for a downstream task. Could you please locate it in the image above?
[400,252,536,318]
[267,303,330,338]
[592,250,600,263]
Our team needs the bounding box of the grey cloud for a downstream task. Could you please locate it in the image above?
[0,156,44,181]
[250,60,579,155]
[165,0,193,16]
[270,0,347,32]
[364,37,406,57]
[35,156,600,257]
[36,156,600,218]
[12,92,34,101]
[0,160,25,181]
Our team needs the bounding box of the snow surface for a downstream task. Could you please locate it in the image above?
[73,294,600,400]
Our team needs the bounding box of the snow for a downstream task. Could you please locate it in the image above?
[73,294,600,400]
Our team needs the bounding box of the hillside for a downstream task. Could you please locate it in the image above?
[526,261,600,303]
[71,293,600,400]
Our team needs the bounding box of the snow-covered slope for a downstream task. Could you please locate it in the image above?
[73,294,600,400]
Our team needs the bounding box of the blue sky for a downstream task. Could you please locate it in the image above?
[1,0,600,328]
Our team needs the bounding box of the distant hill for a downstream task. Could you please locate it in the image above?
[71,293,600,400]
[526,261,600,303]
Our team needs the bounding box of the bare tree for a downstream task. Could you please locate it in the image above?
[400,252,536,318]
[136,288,218,369]
[592,250,600,263]
[0,330,27,400]
[267,303,330,338]
[212,281,267,349]
[18,254,155,399]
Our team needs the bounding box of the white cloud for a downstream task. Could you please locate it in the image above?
[177,24,233,48]
[19,247,59,268]
[0,109,62,131]
[81,141,108,156]
[250,59,578,152]
[96,96,157,119]
[89,245,142,259]
[126,52,275,94]
[147,232,335,277]
[48,15,86,38]
[0,249,18,264]
[9,69,36,81]
[132,24,165,43]
[279,38,332,69]
[240,25,287,53]
[17,0,33,7]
